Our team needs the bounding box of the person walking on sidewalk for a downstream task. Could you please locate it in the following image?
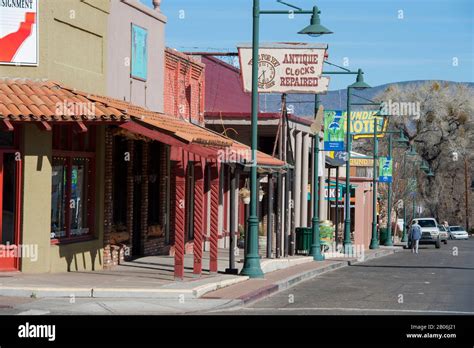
[410,221,422,254]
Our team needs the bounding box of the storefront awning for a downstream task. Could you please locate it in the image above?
[119,120,223,159]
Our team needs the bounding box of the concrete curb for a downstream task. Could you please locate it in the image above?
[0,276,249,299]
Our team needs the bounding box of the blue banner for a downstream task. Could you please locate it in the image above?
[131,24,148,80]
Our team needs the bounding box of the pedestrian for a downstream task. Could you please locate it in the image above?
[410,221,422,254]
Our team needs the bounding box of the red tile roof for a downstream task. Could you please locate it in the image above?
[0,79,127,122]
[0,78,284,167]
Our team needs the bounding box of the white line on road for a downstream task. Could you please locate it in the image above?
[17,310,51,315]
[242,307,474,315]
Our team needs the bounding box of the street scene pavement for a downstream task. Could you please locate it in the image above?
[0,239,471,315]
[220,239,474,315]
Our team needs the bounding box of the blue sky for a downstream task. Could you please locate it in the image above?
[141,0,473,90]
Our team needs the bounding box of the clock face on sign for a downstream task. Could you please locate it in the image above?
[258,60,276,89]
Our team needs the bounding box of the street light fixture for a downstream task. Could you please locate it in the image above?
[407,145,417,156]
[343,71,371,253]
[420,161,429,172]
[349,69,371,90]
[241,0,332,278]
[298,6,333,37]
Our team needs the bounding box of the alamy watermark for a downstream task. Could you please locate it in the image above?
[55,101,95,118]
[0,243,38,262]
[324,243,365,261]
[217,147,252,164]
[380,99,421,119]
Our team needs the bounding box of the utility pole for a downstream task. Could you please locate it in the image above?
[465,157,470,232]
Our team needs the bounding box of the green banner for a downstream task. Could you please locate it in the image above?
[379,157,393,183]
[323,110,345,151]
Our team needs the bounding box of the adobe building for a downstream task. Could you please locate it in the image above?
[0,0,110,272]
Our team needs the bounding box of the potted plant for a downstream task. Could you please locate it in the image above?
[237,224,245,249]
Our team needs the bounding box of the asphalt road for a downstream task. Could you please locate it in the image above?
[1,238,472,315]
[222,238,474,315]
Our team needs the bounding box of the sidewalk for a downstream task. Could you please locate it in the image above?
[0,247,402,301]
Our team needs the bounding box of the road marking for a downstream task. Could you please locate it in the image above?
[17,310,50,315]
[242,307,474,315]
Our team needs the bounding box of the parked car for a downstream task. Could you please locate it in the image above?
[438,225,449,244]
[448,226,469,240]
[408,218,441,249]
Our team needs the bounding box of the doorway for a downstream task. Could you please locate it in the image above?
[0,151,22,271]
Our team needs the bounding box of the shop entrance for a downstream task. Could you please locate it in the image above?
[0,150,22,271]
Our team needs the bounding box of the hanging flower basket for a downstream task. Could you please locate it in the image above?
[239,187,251,204]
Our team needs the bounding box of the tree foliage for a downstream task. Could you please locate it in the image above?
[354,82,474,233]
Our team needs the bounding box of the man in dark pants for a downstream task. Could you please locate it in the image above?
[410,221,422,254]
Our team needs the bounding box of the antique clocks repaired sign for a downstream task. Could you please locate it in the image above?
[237,42,329,94]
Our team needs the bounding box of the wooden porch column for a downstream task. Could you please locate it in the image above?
[209,162,220,273]
[193,159,205,275]
[172,154,187,279]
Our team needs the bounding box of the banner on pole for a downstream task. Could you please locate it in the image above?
[379,157,393,183]
[323,110,345,151]
[237,42,329,94]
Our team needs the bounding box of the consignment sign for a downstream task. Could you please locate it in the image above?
[238,42,329,94]
[0,0,38,66]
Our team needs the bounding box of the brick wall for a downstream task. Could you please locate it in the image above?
[164,48,205,125]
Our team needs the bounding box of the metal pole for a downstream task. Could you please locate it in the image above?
[343,87,353,252]
[465,157,470,232]
[267,173,273,259]
[225,167,238,274]
[412,196,416,220]
[310,94,324,261]
[402,203,407,242]
[335,166,339,248]
[385,134,393,246]
[284,168,290,257]
[370,116,379,249]
[401,152,408,242]
[241,0,263,277]
[275,172,282,258]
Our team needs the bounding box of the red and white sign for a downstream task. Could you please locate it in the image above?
[0,0,38,66]
[238,42,329,94]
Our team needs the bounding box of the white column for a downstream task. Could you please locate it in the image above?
[294,131,302,229]
[301,133,309,227]
[319,137,327,220]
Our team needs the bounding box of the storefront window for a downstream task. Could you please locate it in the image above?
[70,158,90,237]
[51,126,95,242]
[51,159,67,238]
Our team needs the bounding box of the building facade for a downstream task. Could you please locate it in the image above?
[0,0,110,273]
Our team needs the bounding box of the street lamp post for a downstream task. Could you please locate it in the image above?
[385,134,393,246]
[241,0,332,278]
[343,69,371,253]
[370,115,379,249]
[310,94,324,261]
